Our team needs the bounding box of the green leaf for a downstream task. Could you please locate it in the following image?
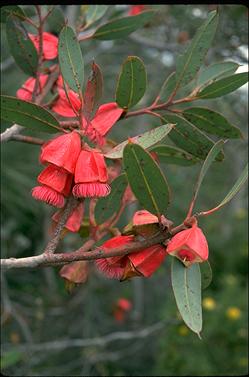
[1,350,23,369]
[200,261,212,290]
[200,164,248,215]
[171,258,202,335]
[116,56,147,109]
[158,72,176,103]
[58,26,84,93]
[190,140,225,210]
[1,5,26,22]
[197,72,249,99]
[6,16,38,76]
[183,107,243,139]
[105,123,175,159]
[95,174,127,224]
[175,10,219,88]
[47,6,65,34]
[123,143,171,216]
[197,61,239,87]
[93,11,155,40]
[150,144,200,166]
[85,5,109,28]
[0,95,61,134]
[162,114,224,161]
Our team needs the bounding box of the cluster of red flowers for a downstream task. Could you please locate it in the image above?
[96,211,209,279]
[20,31,209,277]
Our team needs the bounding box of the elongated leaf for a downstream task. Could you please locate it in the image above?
[200,164,248,215]
[150,144,200,166]
[175,10,218,88]
[158,72,176,103]
[162,114,224,161]
[58,26,84,93]
[6,16,38,76]
[171,258,202,335]
[47,6,65,33]
[191,140,225,210]
[116,56,147,109]
[1,95,61,133]
[183,107,243,139]
[93,11,155,40]
[95,174,127,224]
[85,5,109,27]
[1,5,26,22]
[83,61,103,121]
[200,261,212,290]
[197,72,249,99]
[197,61,239,87]
[123,143,170,216]
[105,123,175,159]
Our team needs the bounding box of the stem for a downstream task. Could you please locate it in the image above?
[44,197,79,254]
[32,6,43,102]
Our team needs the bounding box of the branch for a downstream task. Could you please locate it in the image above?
[3,320,169,352]
[0,221,188,270]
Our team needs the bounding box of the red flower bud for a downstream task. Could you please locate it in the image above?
[72,149,111,198]
[166,223,209,267]
[116,298,132,311]
[128,5,146,16]
[52,201,84,232]
[29,32,58,60]
[16,75,49,101]
[132,210,159,226]
[37,165,73,196]
[113,298,132,323]
[40,131,81,174]
[32,185,65,208]
[128,244,166,278]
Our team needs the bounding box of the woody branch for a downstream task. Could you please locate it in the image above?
[0,221,190,270]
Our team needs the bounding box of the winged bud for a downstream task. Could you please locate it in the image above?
[166,223,209,267]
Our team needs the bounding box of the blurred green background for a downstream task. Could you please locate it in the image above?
[1,5,248,376]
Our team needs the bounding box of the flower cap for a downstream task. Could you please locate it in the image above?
[40,131,81,174]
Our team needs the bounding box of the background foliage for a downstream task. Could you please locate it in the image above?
[1,4,248,376]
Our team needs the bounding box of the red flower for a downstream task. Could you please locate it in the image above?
[72,149,111,198]
[37,165,73,196]
[128,5,146,16]
[166,223,209,267]
[52,201,84,232]
[40,131,81,174]
[16,74,49,101]
[81,103,124,145]
[113,298,132,323]
[95,235,166,280]
[52,88,81,117]
[29,32,58,60]
[31,185,65,208]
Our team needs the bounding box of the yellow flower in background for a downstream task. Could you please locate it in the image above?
[202,297,216,310]
[238,357,248,367]
[178,325,189,336]
[226,307,241,320]
[224,274,237,286]
[234,207,247,220]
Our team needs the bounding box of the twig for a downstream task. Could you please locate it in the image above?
[10,135,45,145]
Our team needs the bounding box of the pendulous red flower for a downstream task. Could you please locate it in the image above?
[95,235,167,280]
[72,149,111,198]
[40,131,81,174]
[16,74,49,101]
[166,222,209,267]
[133,210,159,226]
[52,201,84,232]
[37,164,73,196]
[52,87,81,117]
[29,32,58,60]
